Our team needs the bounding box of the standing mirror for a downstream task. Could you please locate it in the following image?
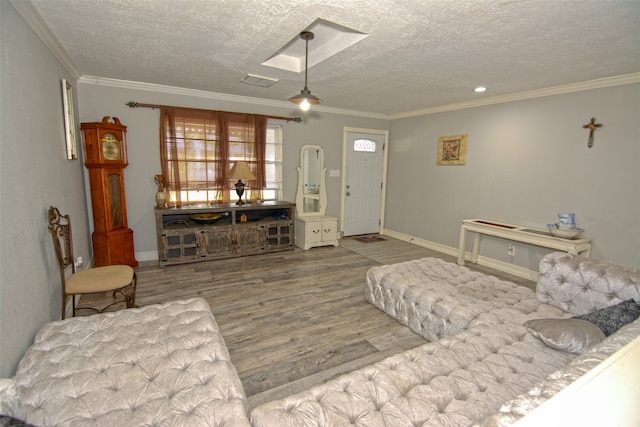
[296,145,327,217]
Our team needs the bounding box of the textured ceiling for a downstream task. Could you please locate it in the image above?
[24,0,640,115]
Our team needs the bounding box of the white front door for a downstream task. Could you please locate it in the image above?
[342,130,387,236]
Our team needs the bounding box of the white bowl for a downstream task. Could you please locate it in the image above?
[558,223,576,231]
[547,226,584,239]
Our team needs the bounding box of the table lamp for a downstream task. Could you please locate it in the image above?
[229,161,256,205]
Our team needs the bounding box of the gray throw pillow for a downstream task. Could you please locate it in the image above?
[524,318,605,355]
[573,299,640,336]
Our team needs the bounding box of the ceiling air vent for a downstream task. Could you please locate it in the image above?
[240,74,279,88]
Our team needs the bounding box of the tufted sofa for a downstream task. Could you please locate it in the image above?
[0,298,251,427]
[2,253,639,427]
[250,252,640,426]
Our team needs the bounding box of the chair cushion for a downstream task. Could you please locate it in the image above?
[66,265,134,293]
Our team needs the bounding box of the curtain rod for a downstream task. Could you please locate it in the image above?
[126,101,302,123]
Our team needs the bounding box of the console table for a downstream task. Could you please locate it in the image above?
[155,201,295,266]
[457,219,592,266]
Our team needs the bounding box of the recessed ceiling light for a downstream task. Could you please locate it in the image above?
[474,86,487,93]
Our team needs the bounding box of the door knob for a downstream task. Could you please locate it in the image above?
[346,192,351,196]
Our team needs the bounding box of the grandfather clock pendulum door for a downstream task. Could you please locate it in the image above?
[81,116,138,267]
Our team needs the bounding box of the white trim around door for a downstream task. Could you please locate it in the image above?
[340,127,390,237]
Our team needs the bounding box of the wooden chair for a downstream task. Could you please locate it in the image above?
[48,206,137,319]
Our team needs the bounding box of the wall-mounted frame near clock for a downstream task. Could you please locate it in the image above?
[61,79,78,160]
[81,116,138,267]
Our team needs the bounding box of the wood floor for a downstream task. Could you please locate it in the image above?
[80,236,535,409]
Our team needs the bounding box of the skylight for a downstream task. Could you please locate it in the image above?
[262,18,368,73]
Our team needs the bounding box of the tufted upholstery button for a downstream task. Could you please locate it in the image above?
[373,401,385,411]
[283,402,297,412]
[128,402,141,411]
[178,362,193,371]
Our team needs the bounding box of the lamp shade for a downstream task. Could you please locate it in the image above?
[289,89,322,111]
[229,161,256,181]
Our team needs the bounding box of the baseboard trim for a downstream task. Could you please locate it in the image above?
[135,235,539,280]
[382,229,539,281]
[136,251,158,262]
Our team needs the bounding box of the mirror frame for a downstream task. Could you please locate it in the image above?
[296,145,327,217]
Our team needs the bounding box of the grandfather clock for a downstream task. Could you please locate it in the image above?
[81,116,138,267]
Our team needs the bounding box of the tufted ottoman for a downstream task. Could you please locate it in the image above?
[9,298,251,427]
[365,257,567,341]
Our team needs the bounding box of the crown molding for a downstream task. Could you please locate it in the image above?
[10,0,81,80]
[80,72,640,121]
[77,76,389,120]
[391,73,640,119]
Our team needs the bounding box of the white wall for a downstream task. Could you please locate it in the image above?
[77,83,390,260]
[385,84,640,269]
[0,3,91,376]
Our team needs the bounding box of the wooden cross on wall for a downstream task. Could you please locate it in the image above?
[582,117,602,148]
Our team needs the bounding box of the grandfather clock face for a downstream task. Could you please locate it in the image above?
[101,133,120,161]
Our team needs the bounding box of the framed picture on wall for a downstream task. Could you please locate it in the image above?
[61,79,78,160]
[437,134,467,165]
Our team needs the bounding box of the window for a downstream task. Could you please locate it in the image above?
[262,125,283,202]
[354,138,377,152]
[160,107,282,205]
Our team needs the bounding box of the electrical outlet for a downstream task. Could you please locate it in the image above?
[507,244,515,257]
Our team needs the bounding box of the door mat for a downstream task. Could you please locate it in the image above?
[352,235,386,243]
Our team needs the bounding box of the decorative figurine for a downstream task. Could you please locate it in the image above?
[155,174,168,208]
